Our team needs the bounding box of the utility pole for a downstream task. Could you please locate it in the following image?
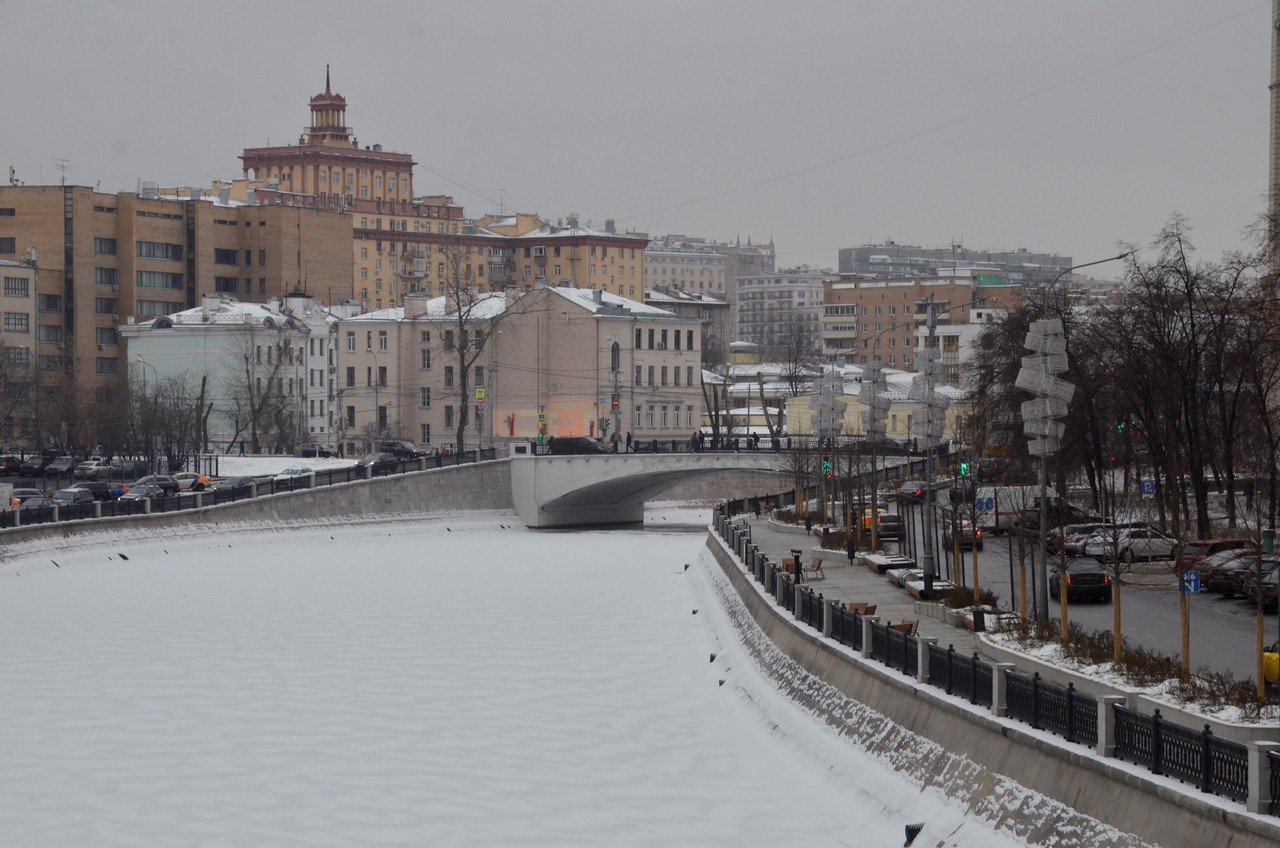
[910,297,950,598]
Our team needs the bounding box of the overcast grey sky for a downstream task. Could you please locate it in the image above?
[5,0,1271,274]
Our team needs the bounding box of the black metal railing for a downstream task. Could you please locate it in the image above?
[711,497,1263,817]
[1113,707,1248,803]
[2,449,499,531]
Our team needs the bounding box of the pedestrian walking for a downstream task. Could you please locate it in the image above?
[625,431,632,452]
[847,537,856,566]
[804,515,812,536]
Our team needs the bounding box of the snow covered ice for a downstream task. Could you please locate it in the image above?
[0,504,1038,846]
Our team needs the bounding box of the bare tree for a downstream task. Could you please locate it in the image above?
[219,325,302,454]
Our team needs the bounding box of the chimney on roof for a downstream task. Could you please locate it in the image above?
[593,289,603,304]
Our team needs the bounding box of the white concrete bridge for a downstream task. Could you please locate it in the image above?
[508,443,786,528]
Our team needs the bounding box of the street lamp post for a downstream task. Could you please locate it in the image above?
[136,354,159,474]
[366,345,381,451]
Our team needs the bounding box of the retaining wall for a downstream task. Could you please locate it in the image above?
[704,531,1280,848]
[0,461,513,552]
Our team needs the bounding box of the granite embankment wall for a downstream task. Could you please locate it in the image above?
[0,461,513,552]
[704,531,1280,848]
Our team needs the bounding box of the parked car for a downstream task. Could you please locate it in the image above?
[355,452,400,475]
[0,454,22,474]
[17,454,55,476]
[545,436,608,456]
[943,517,983,551]
[112,458,150,479]
[1085,527,1177,562]
[1049,560,1113,603]
[174,472,213,491]
[1015,504,1099,540]
[897,480,927,503]
[1177,538,1250,570]
[51,487,95,506]
[274,467,314,482]
[44,455,84,476]
[1232,557,1280,601]
[14,495,54,511]
[73,460,113,480]
[131,474,179,495]
[297,442,333,458]
[71,481,114,501]
[10,487,46,506]
[206,475,259,492]
[119,483,167,502]
[1202,551,1257,596]
[1059,522,1110,557]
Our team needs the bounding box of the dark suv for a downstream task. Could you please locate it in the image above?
[378,440,427,459]
[546,436,609,455]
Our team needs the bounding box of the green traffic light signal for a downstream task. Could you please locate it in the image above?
[959,461,968,476]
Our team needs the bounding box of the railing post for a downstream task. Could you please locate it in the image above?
[1065,683,1076,742]
[917,637,937,684]
[1096,695,1126,757]
[1031,672,1041,729]
[1246,742,1280,813]
[194,492,202,509]
[945,644,955,695]
[860,616,878,660]
[969,653,981,705]
[1152,709,1164,776]
[991,663,1016,717]
[793,582,803,618]
[823,598,834,637]
[93,502,102,519]
[1200,725,1213,794]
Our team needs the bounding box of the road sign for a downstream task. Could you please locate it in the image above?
[537,412,546,424]
[1140,479,1156,499]
[1181,570,1200,593]
[475,387,486,400]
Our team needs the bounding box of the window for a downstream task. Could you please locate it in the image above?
[661,366,668,386]
[4,277,28,297]
[647,328,655,349]
[635,328,642,348]
[445,405,454,428]
[647,405,656,428]
[686,366,693,387]
[475,366,484,386]
[419,331,430,343]
[95,357,118,375]
[3,312,28,332]
[633,404,642,427]
[136,270,182,289]
[94,267,117,286]
[610,342,620,372]
[661,405,669,428]
[213,248,238,265]
[378,330,388,352]
[444,366,454,387]
[137,300,182,318]
[420,423,430,443]
[420,348,431,369]
[37,324,62,343]
[377,366,386,387]
[136,241,182,260]
[660,329,668,349]
[7,346,28,364]
[444,330,454,350]
[95,327,117,346]
[346,367,355,388]
[258,250,266,266]
[94,237,117,255]
[673,368,679,387]
[94,297,118,315]
[346,405,356,427]
[647,366,655,386]
[215,276,238,293]
[346,331,355,352]
[687,330,694,351]
[420,387,431,408]
[0,238,12,253]
[635,365,642,386]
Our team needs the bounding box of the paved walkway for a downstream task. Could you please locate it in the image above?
[737,513,986,656]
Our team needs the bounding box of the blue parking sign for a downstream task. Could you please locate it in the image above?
[1181,570,1200,593]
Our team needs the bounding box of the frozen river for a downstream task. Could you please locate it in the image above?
[0,504,1038,846]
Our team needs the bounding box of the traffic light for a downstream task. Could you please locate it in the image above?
[822,456,832,478]
[1117,421,1126,433]
[959,461,968,477]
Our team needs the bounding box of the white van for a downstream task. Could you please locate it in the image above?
[972,485,1057,532]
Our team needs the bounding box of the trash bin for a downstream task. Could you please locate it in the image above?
[972,608,986,632]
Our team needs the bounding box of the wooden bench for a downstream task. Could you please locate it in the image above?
[847,602,877,616]
[781,557,825,580]
[890,619,919,637]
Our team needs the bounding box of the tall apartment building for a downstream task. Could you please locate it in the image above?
[238,75,646,310]
[0,184,351,435]
[734,267,825,356]
[822,271,1025,384]
[838,241,1072,286]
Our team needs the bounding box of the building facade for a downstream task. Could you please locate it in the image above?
[734,267,826,356]
[838,241,1072,286]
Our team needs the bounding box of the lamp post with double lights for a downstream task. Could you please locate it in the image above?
[1019,252,1131,622]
